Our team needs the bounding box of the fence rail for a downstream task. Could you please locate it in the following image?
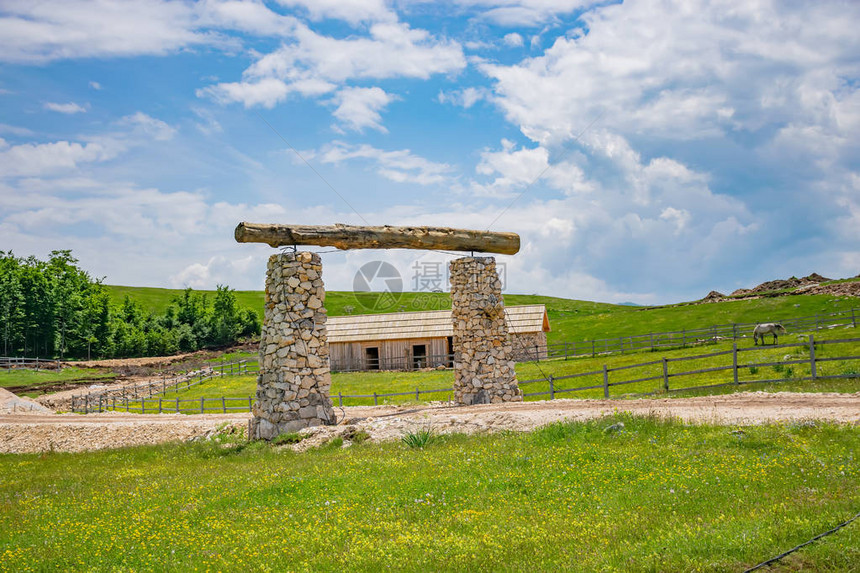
[0,356,62,370]
[71,334,860,414]
[545,307,858,359]
[68,360,251,413]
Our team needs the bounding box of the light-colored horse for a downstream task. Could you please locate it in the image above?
[753,323,786,345]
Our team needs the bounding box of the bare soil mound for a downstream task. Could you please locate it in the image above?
[0,388,54,415]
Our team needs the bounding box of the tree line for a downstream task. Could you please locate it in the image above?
[0,250,260,359]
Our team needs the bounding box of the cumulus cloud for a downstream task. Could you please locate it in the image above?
[201,20,465,108]
[330,86,397,132]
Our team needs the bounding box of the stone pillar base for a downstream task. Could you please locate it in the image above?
[252,251,335,439]
[450,256,521,405]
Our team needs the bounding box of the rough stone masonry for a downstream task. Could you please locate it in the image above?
[251,251,336,440]
[450,256,522,405]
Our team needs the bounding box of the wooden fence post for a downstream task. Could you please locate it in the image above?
[339,392,343,407]
[98,396,103,413]
[222,396,226,413]
[416,387,420,401]
[248,396,253,412]
[733,343,739,386]
[549,375,555,400]
[809,334,817,380]
[176,398,180,413]
[158,398,163,414]
[592,340,596,358]
[662,358,669,392]
[373,392,378,406]
[602,366,609,399]
[733,324,738,340]
[200,397,204,414]
[852,308,856,328]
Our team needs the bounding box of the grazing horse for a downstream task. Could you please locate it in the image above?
[753,323,786,345]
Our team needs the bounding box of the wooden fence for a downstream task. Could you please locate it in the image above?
[72,334,859,413]
[520,334,860,399]
[0,356,62,370]
[69,360,251,413]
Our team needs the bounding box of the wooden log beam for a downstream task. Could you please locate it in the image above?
[235,222,520,255]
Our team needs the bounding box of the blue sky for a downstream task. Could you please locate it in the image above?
[1,0,858,304]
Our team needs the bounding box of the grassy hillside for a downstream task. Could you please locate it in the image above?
[105,285,858,344]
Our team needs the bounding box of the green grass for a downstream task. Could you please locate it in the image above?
[0,367,115,392]
[140,328,859,411]
[1,415,857,572]
[105,284,859,345]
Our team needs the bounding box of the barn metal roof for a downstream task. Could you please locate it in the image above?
[327,304,549,343]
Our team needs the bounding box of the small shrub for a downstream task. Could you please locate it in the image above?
[272,432,304,446]
[318,436,344,451]
[402,427,435,449]
[772,363,784,374]
[351,430,370,445]
[748,365,759,375]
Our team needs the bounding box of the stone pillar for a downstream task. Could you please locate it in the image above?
[251,251,335,440]
[449,256,521,405]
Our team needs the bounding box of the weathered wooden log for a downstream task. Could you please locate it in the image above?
[235,223,520,254]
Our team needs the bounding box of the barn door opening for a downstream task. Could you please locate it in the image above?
[412,344,427,369]
[446,336,454,367]
[365,347,380,370]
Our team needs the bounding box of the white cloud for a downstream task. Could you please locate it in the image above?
[44,101,87,114]
[0,0,210,63]
[481,0,860,145]
[202,21,465,108]
[275,0,395,25]
[503,32,524,47]
[88,81,102,90]
[119,112,177,141]
[437,87,487,108]
[456,0,597,27]
[659,207,690,236]
[0,140,117,177]
[198,77,293,109]
[317,141,455,186]
[196,0,298,36]
[0,124,34,137]
[331,86,396,132]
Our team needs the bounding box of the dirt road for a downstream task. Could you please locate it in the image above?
[1,392,858,454]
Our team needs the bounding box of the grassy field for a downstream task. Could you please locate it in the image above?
[104,284,860,345]
[0,367,115,396]
[129,327,860,411]
[1,414,857,572]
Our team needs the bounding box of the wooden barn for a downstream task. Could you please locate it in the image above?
[327,304,550,372]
